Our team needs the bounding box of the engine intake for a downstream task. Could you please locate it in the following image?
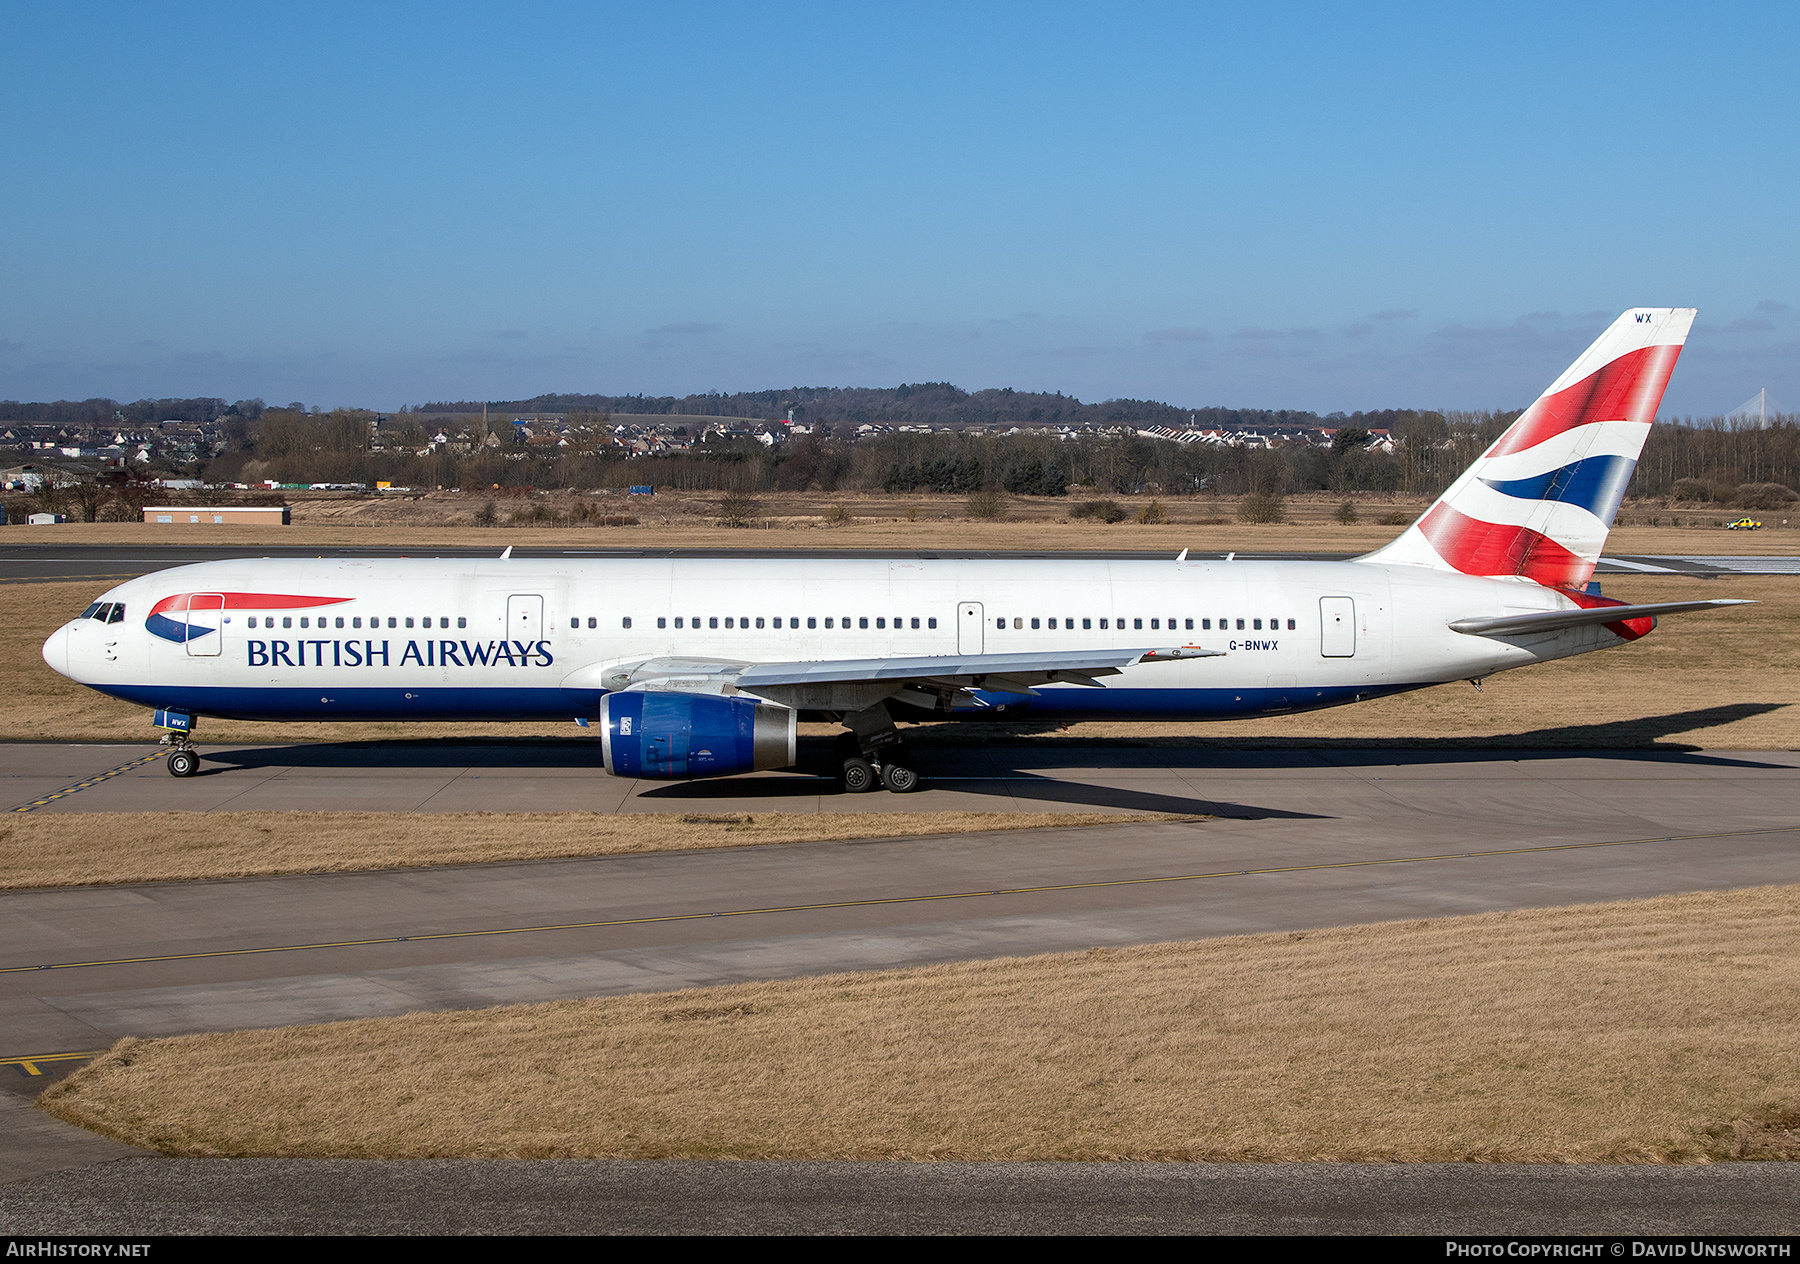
[600,691,797,779]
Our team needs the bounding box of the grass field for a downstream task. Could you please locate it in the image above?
[43,883,1800,1163]
[9,573,1794,747]
[0,810,1194,889]
[8,494,1800,553]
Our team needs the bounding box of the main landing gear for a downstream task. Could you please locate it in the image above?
[836,704,921,794]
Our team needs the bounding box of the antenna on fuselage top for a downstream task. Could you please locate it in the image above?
[1176,548,1187,562]
[500,546,512,559]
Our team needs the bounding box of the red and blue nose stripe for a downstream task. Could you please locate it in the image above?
[145,593,350,644]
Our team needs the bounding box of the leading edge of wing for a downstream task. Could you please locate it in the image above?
[732,645,1221,691]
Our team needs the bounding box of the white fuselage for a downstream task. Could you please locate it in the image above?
[42,555,1625,725]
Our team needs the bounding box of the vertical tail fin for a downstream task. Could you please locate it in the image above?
[1362,307,1696,589]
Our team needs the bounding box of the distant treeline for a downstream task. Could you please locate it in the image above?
[190,405,1800,506]
[410,384,1325,431]
[0,397,268,426]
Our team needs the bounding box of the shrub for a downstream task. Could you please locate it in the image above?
[719,492,762,527]
[966,489,1007,520]
[1238,492,1287,524]
[1671,478,1711,502]
[1137,500,1168,525]
[1070,499,1126,524]
[1335,501,1360,525]
[1737,482,1797,511]
[823,503,854,526]
[474,501,498,527]
[1379,510,1412,526]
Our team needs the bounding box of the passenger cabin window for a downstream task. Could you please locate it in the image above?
[622,617,632,629]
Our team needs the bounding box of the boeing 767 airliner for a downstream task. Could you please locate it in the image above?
[42,308,1748,789]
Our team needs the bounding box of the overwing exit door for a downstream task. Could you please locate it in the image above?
[958,602,984,654]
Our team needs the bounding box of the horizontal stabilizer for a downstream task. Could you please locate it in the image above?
[1449,599,1752,638]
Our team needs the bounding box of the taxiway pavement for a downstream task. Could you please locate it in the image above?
[7,742,1799,1056]
[7,741,1800,1229]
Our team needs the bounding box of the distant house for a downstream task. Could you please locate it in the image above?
[144,506,291,526]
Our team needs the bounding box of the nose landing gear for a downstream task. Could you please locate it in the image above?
[154,709,200,777]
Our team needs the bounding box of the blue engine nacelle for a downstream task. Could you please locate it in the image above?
[600,691,797,779]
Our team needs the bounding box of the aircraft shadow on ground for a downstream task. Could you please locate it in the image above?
[198,703,1788,783]
[909,703,1791,772]
[634,769,1322,820]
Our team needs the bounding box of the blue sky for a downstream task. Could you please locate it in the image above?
[3,1,1795,415]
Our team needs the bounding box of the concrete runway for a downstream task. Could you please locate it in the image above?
[4,540,1797,584]
[6,740,1800,1231]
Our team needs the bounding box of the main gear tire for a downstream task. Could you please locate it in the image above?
[881,762,921,793]
[841,757,877,793]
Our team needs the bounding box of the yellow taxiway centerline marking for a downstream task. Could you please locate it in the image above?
[4,824,1797,976]
[9,752,168,813]
[2,1051,104,1074]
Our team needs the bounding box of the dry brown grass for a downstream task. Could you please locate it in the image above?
[0,810,1192,889]
[9,573,1795,746]
[10,491,1800,553]
[42,883,1800,1162]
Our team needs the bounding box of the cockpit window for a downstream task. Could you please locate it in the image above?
[81,603,102,620]
[108,604,125,623]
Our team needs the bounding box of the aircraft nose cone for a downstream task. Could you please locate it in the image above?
[42,624,71,678]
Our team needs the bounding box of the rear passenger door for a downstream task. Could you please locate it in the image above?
[1319,597,1355,657]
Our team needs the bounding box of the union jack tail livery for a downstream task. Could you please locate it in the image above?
[1364,307,1696,590]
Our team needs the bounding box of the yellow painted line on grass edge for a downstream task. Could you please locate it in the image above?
[4,824,1796,976]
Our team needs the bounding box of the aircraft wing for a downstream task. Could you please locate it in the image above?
[592,645,1222,701]
[734,645,1219,694]
[1449,599,1752,637]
